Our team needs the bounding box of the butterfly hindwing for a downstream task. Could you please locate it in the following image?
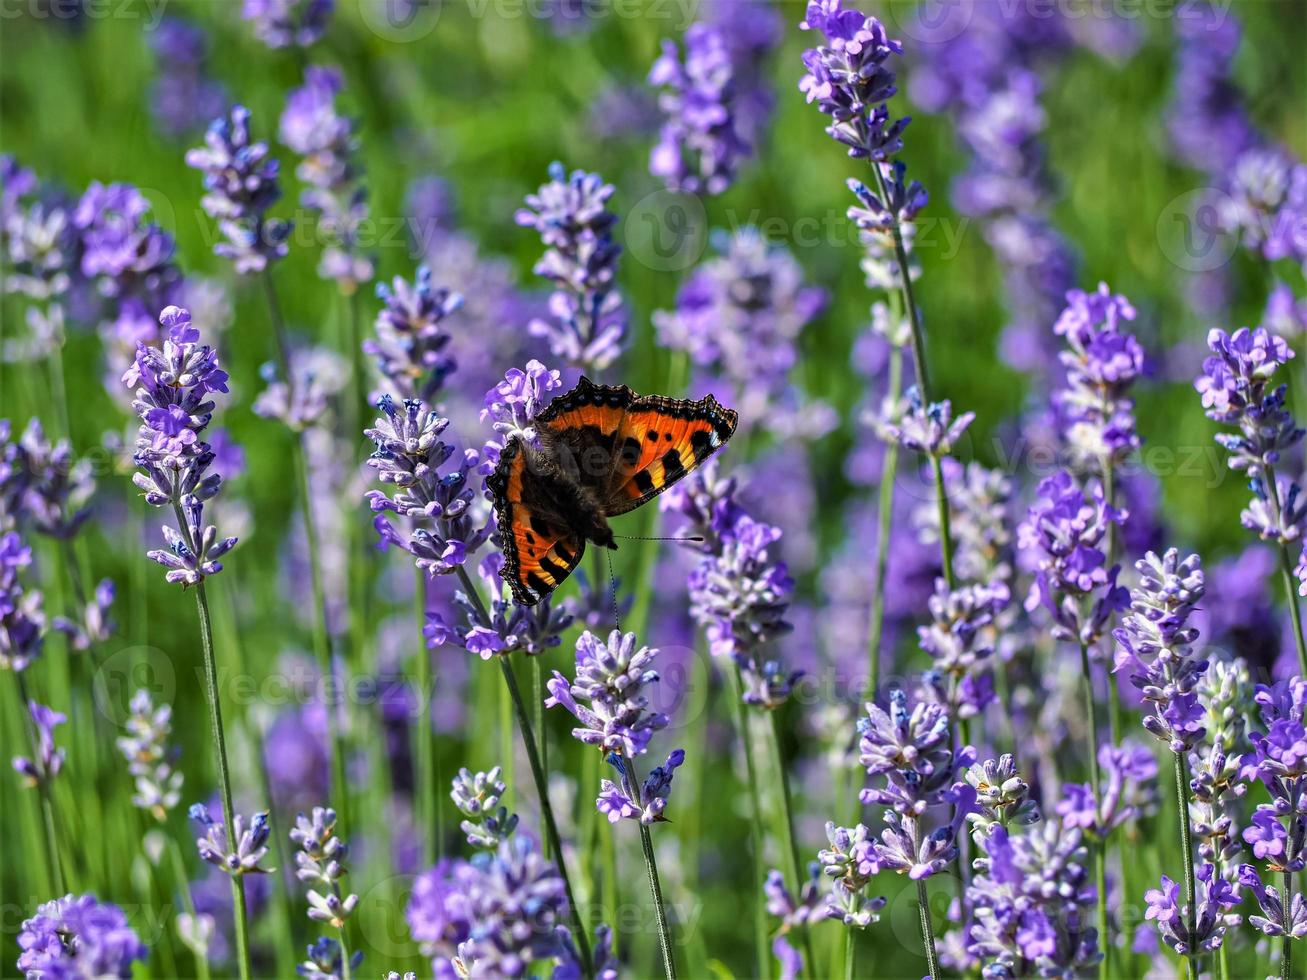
[536,376,635,493]
[488,437,586,606]
[603,393,738,515]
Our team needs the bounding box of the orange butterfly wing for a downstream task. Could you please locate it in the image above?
[603,392,738,515]
[487,438,586,606]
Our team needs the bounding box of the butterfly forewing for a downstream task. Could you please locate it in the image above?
[603,393,738,515]
[488,438,587,606]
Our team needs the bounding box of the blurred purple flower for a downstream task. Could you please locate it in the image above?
[243,0,334,48]
[17,894,146,978]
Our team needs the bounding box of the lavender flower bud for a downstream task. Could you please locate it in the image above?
[116,688,183,820]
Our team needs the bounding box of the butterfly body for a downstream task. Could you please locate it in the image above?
[488,377,738,606]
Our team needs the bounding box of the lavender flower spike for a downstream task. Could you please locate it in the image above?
[17,894,147,978]
[1145,863,1241,955]
[451,766,519,848]
[190,803,274,876]
[243,0,334,49]
[12,700,64,789]
[116,688,183,820]
[290,806,359,930]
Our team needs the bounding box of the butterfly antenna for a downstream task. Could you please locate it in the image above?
[605,548,622,632]
[612,534,705,543]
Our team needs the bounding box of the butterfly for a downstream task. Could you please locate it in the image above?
[487,376,738,606]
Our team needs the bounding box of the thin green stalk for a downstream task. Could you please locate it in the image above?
[338,926,354,980]
[292,434,351,830]
[866,346,903,699]
[728,669,772,980]
[1280,870,1293,980]
[413,568,436,864]
[1173,752,1199,980]
[533,657,549,857]
[916,879,941,979]
[453,565,593,975]
[624,756,678,980]
[193,583,253,980]
[767,710,818,978]
[14,670,65,893]
[261,269,293,380]
[1262,472,1307,676]
[1077,641,1109,978]
[844,927,855,980]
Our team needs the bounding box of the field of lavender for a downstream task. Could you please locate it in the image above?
[3,0,1307,977]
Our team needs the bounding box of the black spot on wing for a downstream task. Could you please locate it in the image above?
[539,556,568,580]
[526,573,549,596]
[690,428,713,460]
[661,448,686,481]
[529,514,552,537]
[633,470,655,495]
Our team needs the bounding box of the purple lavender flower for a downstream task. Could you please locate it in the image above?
[1238,864,1307,938]
[190,803,274,876]
[1196,326,1301,475]
[149,18,228,139]
[243,0,333,48]
[290,806,359,930]
[186,106,292,275]
[1166,7,1258,177]
[1018,470,1127,645]
[798,1,906,161]
[125,306,237,587]
[916,578,1008,719]
[882,386,974,457]
[515,163,626,372]
[3,184,74,302]
[1113,550,1210,752]
[72,182,180,311]
[765,865,825,931]
[365,395,489,577]
[53,577,114,651]
[279,66,374,291]
[1053,282,1143,468]
[425,553,572,659]
[253,345,348,433]
[366,267,462,403]
[964,754,1039,841]
[597,749,686,825]
[1056,739,1157,837]
[1188,657,1251,867]
[12,700,64,788]
[299,936,362,980]
[1,417,94,539]
[0,530,44,670]
[1144,863,1241,955]
[460,837,570,976]
[967,820,1101,976]
[115,688,183,820]
[817,823,886,926]
[406,858,475,968]
[1218,148,1307,262]
[17,894,147,978]
[478,360,564,471]
[648,23,750,195]
[1241,677,1307,876]
[451,766,519,849]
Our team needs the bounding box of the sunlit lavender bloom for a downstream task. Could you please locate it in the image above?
[254,345,348,432]
[1,417,94,539]
[366,395,490,577]
[817,823,886,926]
[148,18,227,139]
[12,700,64,789]
[125,306,237,587]
[1218,148,1307,262]
[0,530,44,670]
[765,865,824,931]
[451,766,519,849]
[1057,739,1158,837]
[280,66,374,291]
[186,105,292,274]
[652,229,827,431]
[459,837,570,977]
[1145,863,1242,954]
[73,182,180,306]
[649,23,749,195]
[479,360,564,471]
[515,162,626,372]
[299,936,362,980]
[1019,470,1127,645]
[115,688,182,819]
[367,267,462,402]
[1188,657,1251,867]
[1265,282,1307,339]
[915,459,1014,587]
[1053,282,1143,468]
[406,857,475,968]
[964,754,1039,842]
[967,820,1101,976]
[799,1,906,161]
[53,577,114,651]
[883,386,974,457]
[3,194,74,300]
[17,894,147,978]
[1241,677,1307,877]
[425,552,571,658]
[1238,865,1307,938]
[917,578,1008,719]
[243,0,334,48]
[290,807,359,930]
[547,629,668,759]
[1113,550,1210,752]
[1196,326,1302,477]
[190,803,274,876]
[597,750,685,825]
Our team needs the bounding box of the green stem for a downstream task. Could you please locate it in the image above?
[1281,870,1293,980]
[14,670,65,894]
[866,346,903,700]
[844,927,855,980]
[194,583,252,980]
[261,269,293,380]
[413,568,436,865]
[624,756,678,980]
[454,566,592,975]
[292,433,351,831]
[1173,751,1199,980]
[534,657,549,857]
[338,925,354,980]
[916,878,940,979]
[767,710,818,978]
[729,669,772,980]
[1078,641,1108,977]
